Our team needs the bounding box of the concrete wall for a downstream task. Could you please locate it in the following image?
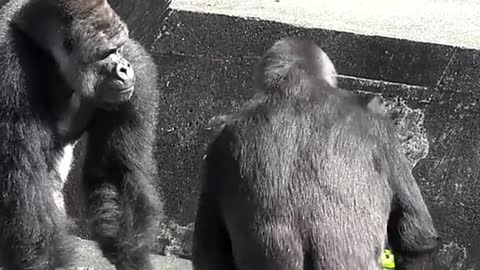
[147,9,480,269]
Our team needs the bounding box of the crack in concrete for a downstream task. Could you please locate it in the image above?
[338,74,428,90]
[434,47,458,90]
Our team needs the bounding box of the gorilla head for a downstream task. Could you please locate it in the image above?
[15,0,135,106]
[254,37,386,115]
[254,38,338,96]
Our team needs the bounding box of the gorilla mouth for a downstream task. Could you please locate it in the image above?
[109,78,134,92]
[99,85,134,105]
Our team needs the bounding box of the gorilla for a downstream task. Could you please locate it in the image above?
[0,0,168,269]
[192,38,439,270]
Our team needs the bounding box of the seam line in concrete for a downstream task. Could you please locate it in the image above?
[338,75,428,90]
[161,52,428,90]
[434,48,458,91]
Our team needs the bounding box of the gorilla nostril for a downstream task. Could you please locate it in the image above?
[115,62,134,82]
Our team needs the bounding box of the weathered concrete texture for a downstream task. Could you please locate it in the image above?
[147,10,480,269]
[156,11,459,88]
[66,238,192,270]
[0,238,192,270]
[172,0,480,50]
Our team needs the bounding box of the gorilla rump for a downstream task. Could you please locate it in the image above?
[192,38,439,270]
[0,0,168,269]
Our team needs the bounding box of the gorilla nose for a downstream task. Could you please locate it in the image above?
[114,61,135,89]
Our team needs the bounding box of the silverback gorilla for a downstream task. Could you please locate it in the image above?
[192,38,439,270]
[0,0,168,269]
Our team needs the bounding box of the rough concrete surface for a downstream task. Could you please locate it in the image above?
[172,0,480,50]
[150,9,480,269]
[0,238,192,270]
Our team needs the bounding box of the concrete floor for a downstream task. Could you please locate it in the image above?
[0,239,192,270]
[172,0,480,50]
[19,238,192,270]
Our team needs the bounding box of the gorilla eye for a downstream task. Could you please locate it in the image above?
[98,48,118,60]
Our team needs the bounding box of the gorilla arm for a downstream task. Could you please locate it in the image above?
[386,137,439,270]
[0,121,77,269]
[0,26,78,268]
[192,128,238,270]
[82,41,162,269]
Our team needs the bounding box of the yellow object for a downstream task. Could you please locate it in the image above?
[381,249,395,269]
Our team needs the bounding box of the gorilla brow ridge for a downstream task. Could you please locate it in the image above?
[60,0,105,17]
[64,0,128,60]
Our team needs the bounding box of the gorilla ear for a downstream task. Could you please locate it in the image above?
[318,50,338,88]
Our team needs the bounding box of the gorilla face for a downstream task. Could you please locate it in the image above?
[14,0,137,107]
[92,44,135,104]
[58,39,136,105]
[51,15,135,106]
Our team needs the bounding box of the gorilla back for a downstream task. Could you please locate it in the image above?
[0,0,167,269]
[193,38,439,270]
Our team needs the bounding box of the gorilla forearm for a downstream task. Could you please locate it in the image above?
[388,205,439,269]
[387,146,439,268]
[388,208,439,254]
[83,117,161,268]
[395,252,437,270]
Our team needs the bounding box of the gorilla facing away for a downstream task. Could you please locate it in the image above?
[192,38,439,270]
[0,0,169,269]
[210,43,385,128]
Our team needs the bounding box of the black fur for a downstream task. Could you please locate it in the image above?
[80,39,163,270]
[0,0,167,269]
[192,38,439,270]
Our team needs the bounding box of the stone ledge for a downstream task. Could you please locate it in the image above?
[0,238,193,270]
